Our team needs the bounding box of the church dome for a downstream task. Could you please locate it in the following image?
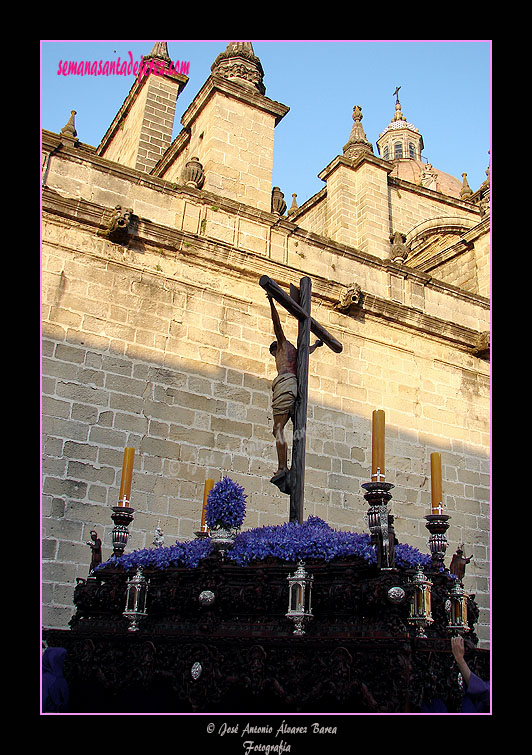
[389,159,463,198]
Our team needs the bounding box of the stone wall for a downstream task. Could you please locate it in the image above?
[41,138,490,645]
[428,235,490,298]
[386,179,482,239]
[295,163,488,297]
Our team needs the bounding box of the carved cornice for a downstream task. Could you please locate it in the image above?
[359,292,486,352]
[318,152,393,183]
[406,216,489,275]
[388,176,484,212]
[42,186,488,354]
[42,131,489,316]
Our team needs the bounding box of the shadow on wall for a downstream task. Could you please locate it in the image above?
[41,324,490,637]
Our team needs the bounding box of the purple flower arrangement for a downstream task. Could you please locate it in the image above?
[97,536,214,572]
[205,477,247,530]
[227,516,377,566]
[394,542,432,569]
[98,515,431,573]
[96,475,431,572]
[227,517,431,568]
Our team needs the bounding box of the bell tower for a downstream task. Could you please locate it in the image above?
[376,87,424,162]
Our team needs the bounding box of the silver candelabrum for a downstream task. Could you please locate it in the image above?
[361,479,396,569]
[111,505,135,556]
[425,513,450,571]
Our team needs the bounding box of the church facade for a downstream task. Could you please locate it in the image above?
[41,43,490,645]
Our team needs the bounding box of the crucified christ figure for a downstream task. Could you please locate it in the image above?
[267,293,323,481]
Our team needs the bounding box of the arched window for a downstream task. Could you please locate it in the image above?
[394,142,403,159]
[383,146,389,160]
[409,142,416,159]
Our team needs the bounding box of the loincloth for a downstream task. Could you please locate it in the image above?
[272,373,298,416]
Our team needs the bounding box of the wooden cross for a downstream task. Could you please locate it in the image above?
[259,275,343,524]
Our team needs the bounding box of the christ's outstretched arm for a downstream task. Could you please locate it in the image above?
[267,293,286,346]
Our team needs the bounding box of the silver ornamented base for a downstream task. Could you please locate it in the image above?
[123,612,146,632]
[286,612,313,636]
[425,514,450,570]
[111,506,135,556]
[209,525,238,551]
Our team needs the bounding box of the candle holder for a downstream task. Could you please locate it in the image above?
[425,514,450,571]
[448,579,470,635]
[194,521,210,539]
[111,505,135,557]
[286,561,314,635]
[209,525,238,552]
[194,527,210,539]
[123,567,149,632]
[408,564,433,638]
[361,480,396,569]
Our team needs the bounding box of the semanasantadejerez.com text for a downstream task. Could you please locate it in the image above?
[57,52,190,78]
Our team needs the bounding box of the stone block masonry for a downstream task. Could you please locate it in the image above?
[42,258,489,643]
[41,140,490,645]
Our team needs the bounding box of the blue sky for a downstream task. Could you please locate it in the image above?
[41,40,491,207]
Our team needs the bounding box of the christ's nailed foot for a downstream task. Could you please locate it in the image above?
[270,468,289,483]
[270,468,292,495]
